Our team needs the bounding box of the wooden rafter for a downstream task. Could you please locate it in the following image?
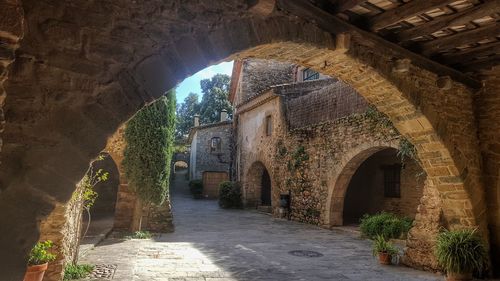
[368,0,456,31]
[397,0,500,42]
[458,54,500,71]
[331,0,367,13]
[441,41,500,65]
[420,21,500,55]
[277,0,481,88]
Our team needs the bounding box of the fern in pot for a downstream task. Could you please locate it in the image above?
[435,229,487,281]
[372,235,398,265]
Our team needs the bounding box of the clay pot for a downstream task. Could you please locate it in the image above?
[23,263,48,281]
[378,252,392,265]
[445,272,473,281]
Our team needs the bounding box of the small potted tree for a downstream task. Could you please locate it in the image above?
[24,240,57,281]
[435,229,487,281]
[372,235,398,265]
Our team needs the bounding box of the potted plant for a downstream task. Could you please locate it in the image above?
[372,235,398,265]
[435,229,487,281]
[24,240,57,281]
[189,180,203,199]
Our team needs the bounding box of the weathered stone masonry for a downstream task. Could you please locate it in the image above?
[0,0,496,279]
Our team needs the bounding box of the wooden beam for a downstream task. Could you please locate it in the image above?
[458,54,500,72]
[420,22,500,56]
[368,0,455,31]
[277,0,481,88]
[397,0,500,42]
[332,0,367,13]
[441,41,500,65]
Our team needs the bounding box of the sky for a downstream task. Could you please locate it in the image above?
[176,61,234,103]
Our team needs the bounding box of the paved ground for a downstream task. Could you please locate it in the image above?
[80,170,443,281]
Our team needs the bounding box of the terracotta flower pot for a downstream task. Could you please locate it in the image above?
[23,263,48,281]
[445,272,473,281]
[378,252,392,265]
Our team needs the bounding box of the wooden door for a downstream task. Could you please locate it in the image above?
[202,171,229,199]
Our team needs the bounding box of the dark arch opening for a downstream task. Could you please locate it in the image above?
[343,148,425,225]
[261,169,272,206]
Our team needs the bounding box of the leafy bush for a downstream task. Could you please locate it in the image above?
[63,264,94,280]
[28,240,57,266]
[218,181,242,209]
[360,212,413,239]
[189,180,203,199]
[435,229,487,275]
[372,235,398,256]
[123,91,176,205]
[126,231,152,239]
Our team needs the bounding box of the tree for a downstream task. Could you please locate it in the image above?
[123,90,176,205]
[199,74,232,124]
[175,92,200,140]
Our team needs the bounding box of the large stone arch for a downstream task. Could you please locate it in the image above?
[0,1,487,278]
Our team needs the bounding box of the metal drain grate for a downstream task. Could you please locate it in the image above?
[88,264,117,279]
[288,250,324,258]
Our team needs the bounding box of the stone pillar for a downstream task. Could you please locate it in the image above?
[39,184,85,281]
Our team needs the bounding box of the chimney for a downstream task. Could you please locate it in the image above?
[194,114,200,127]
[220,109,228,122]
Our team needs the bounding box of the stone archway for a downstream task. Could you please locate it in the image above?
[244,161,273,207]
[0,1,489,278]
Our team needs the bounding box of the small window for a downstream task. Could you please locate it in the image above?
[383,164,401,198]
[303,68,320,81]
[265,115,272,136]
[210,137,222,153]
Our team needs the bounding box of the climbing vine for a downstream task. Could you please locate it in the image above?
[123,90,176,205]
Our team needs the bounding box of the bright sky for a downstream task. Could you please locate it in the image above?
[176,61,234,103]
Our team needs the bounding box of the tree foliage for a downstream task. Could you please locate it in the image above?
[175,92,200,140]
[199,74,232,124]
[123,90,176,205]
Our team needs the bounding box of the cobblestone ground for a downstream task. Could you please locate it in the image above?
[80,170,442,281]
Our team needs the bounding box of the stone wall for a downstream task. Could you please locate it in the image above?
[234,59,296,106]
[477,66,500,274]
[189,122,232,180]
[39,183,85,281]
[235,80,442,269]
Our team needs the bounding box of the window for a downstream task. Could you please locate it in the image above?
[210,137,222,153]
[302,68,320,81]
[265,115,272,136]
[382,164,401,198]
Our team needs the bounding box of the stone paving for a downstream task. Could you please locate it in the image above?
[79,171,443,281]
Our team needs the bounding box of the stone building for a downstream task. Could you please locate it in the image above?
[230,59,430,267]
[188,113,232,198]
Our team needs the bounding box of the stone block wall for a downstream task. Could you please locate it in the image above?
[39,183,85,281]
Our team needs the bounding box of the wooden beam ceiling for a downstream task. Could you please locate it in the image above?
[331,0,367,14]
[368,0,455,31]
[420,21,500,56]
[277,0,481,88]
[441,41,500,65]
[397,0,500,42]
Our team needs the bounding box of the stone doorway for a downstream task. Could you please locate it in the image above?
[261,169,272,206]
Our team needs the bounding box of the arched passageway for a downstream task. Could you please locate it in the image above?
[245,161,273,207]
[0,0,493,278]
[174,161,188,173]
[342,148,425,225]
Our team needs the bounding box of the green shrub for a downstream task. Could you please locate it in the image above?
[360,212,413,239]
[218,181,242,209]
[189,180,203,198]
[63,264,94,280]
[28,240,57,266]
[372,235,398,256]
[126,231,152,239]
[435,229,487,275]
[123,91,176,205]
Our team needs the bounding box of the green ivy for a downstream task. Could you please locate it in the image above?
[123,90,176,205]
[397,138,418,163]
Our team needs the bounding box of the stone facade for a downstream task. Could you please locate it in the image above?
[232,61,439,269]
[188,121,233,181]
[0,1,497,278]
